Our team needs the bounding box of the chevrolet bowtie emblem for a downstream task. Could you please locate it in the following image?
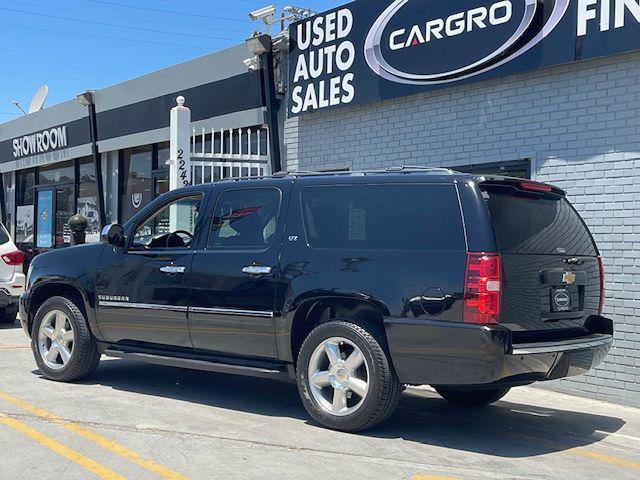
[563,272,576,285]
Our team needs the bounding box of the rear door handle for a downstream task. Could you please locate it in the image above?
[242,265,272,275]
[160,265,186,274]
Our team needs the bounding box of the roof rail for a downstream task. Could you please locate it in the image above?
[385,165,456,174]
[272,170,318,177]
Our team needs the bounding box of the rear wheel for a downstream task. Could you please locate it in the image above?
[435,386,510,406]
[296,320,401,432]
[31,296,101,382]
[0,307,17,324]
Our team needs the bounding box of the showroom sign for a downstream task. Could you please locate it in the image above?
[12,126,68,159]
[289,0,640,115]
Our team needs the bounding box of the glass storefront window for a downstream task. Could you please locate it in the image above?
[78,157,100,243]
[121,146,152,222]
[16,169,35,206]
[38,161,74,185]
[157,142,170,170]
[15,169,35,246]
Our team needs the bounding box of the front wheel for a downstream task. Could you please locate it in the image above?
[31,296,101,382]
[435,386,510,406]
[296,321,402,432]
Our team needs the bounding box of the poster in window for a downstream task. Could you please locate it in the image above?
[36,191,53,249]
[77,196,100,243]
[16,205,34,244]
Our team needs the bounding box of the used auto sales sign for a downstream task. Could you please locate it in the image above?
[288,0,640,116]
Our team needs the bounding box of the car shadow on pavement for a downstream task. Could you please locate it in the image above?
[35,359,626,458]
[0,322,20,330]
[364,388,626,458]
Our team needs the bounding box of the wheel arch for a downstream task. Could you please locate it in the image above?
[28,279,98,337]
[285,293,390,364]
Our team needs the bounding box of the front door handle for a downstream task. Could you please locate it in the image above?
[242,265,272,275]
[160,265,186,274]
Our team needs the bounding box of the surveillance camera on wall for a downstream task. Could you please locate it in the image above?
[249,5,276,21]
[243,57,261,72]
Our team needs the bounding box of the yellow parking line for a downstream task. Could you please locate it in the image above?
[0,413,125,480]
[508,430,640,473]
[0,391,188,480]
[0,345,30,350]
[569,448,640,471]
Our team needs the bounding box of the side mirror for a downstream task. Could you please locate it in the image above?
[101,224,125,248]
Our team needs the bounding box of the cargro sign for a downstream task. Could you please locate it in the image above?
[288,0,640,116]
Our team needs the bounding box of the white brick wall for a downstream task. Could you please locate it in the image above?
[283,51,640,407]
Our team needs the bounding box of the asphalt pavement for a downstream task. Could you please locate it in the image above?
[0,321,639,480]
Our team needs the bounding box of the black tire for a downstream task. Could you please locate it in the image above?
[435,386,510,406]
[0,308,17,324]
[31,296,101,382]
[296,320,402,432]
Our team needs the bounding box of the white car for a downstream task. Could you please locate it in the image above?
[0,223,25,324]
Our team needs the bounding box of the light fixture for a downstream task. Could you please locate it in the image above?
[246,31,272,55]
[10,100,27,115]
[76,90,95,107]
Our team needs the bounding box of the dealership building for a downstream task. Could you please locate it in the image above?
[1,0,640,406]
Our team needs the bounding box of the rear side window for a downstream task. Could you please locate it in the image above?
[208,188,281,249]
[0,225,9,245]
[301,184,466,251]
[483,188,597,256]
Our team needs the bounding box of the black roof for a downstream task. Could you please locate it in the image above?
[179,166,563,195]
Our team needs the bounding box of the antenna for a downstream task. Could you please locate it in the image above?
[28,85,48,114]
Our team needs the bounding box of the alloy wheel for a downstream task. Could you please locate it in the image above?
[307,337,370,417]
[37,310,75,371]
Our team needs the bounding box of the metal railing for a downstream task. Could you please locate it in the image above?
[190,125,271,183]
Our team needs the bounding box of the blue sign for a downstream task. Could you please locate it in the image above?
[36,190,53,249]
[289,0,640,115]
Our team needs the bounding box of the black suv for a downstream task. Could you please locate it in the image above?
[20,169,613,432]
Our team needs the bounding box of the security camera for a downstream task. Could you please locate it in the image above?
[243,56,261,72]
[249,5,276,21]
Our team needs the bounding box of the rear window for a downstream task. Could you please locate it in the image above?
[483,188,597,256]
[0,225,9,245]
[301,184,466,251]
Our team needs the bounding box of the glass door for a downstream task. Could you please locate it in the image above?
[35,184,76,251]
[55,184,75,248]
[35,189,54,250]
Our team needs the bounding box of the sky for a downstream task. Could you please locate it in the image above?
[0,0,343,122]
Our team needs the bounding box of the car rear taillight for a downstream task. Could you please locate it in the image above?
[463,253,501,325]
[598,255,605,315]
[519,181,552,193]
[1,250,23,266]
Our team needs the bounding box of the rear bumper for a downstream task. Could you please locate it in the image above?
[384,316,613,387]
[0,273,25,304]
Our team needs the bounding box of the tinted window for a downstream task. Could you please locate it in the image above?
[208,188,281,249]
[301,184,465,251]
[483,188,597,256]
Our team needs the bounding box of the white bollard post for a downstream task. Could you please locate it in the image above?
[169,96,191,232]
[169,96,191,191]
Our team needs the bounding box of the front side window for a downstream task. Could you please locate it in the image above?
[132,195,203,250]
[301,184,466,251]
[208,188,281,249]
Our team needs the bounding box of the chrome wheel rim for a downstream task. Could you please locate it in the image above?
[308,337,370,417]
[37,310,74,371]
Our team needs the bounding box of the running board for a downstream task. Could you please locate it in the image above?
[104,349,290,379]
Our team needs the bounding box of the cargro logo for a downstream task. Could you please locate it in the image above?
[364,0,570,85]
